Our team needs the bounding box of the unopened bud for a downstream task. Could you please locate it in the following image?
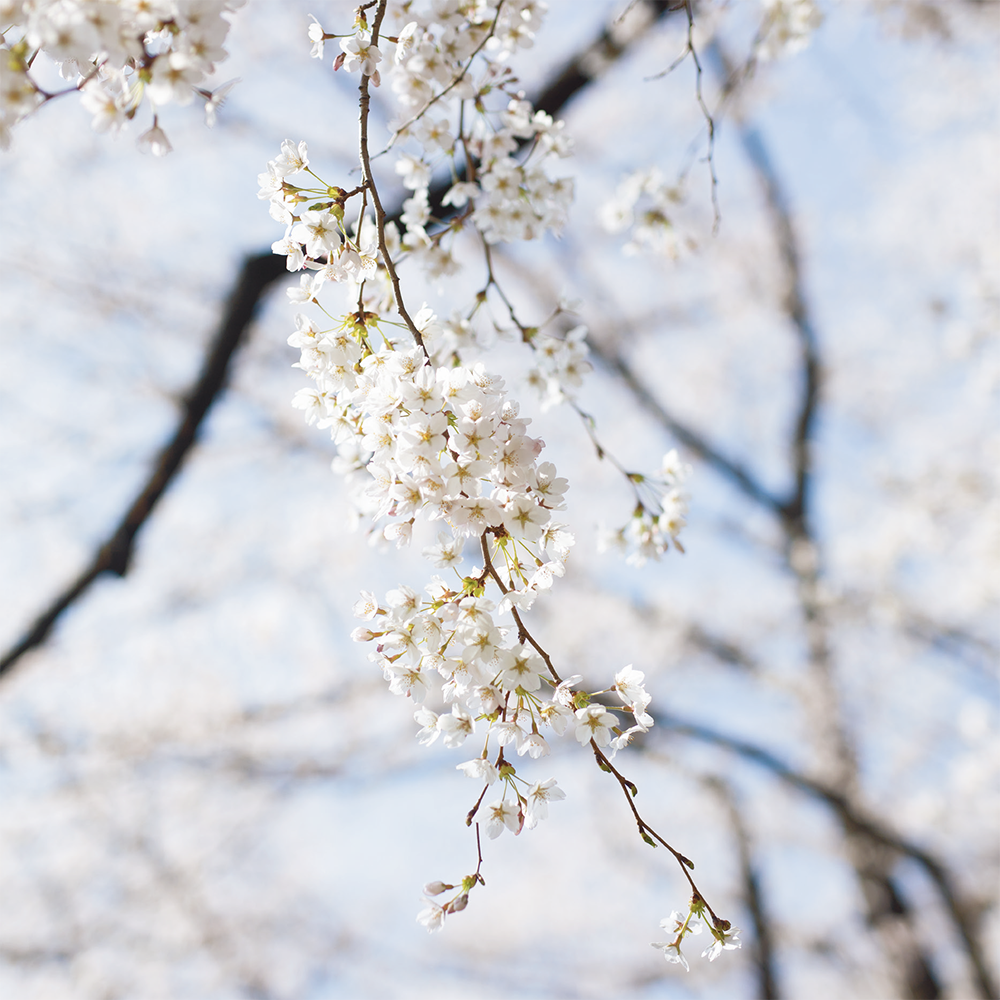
[423,881,452,896]
[444,893,469,914]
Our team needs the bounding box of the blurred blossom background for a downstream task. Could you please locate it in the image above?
[0,1,997,998]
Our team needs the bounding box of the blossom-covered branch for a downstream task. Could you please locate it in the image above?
[262,0,737,961]
[0,0,243,152]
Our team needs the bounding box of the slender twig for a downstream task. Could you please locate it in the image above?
[702,42,819,534]
[477,534,729,920]
[684,1,720,231]
[587,739,725,919]
[480,534,562,684]
[359,2,428,357]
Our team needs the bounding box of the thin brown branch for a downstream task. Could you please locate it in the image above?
[478,533,730,922]
[480,533,562,684]
[588,739,718,917]
[359,2,428,356]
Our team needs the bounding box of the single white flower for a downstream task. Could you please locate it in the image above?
[137,121,172,157]
[417,897,445,932]
[517,732,550,758]
[702,925,741,961]
[651,939,689,971]
[524,777,565,828]
[456,758,499,785]
[484,798,522,839]
[340,33,382,77]
[353,591,380,620]
[574,705,619,747]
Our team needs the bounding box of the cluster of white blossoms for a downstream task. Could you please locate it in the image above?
[523,324,593,410]
[600,167,693,261]
[310,1,574,280]
[600,448,692,566]
[653,903,742,971]
[261,0,731,954]
[756,0,823,61]
[0,0,241,151]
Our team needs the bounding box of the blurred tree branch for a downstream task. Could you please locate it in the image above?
[588,27,994,997]
[656,716,995,999]
[707,776,781,1000]
[0,253,285,679]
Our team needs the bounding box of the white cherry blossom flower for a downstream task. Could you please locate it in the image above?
[574,705,619,747]
[553,675,582,708]
[271,231,305,271]
[437,704,475,748]
[394,22,419,63]
[498,644,544,692]
[307,16,326,59]
[417,897,446,932]
[652,939,689,971]
[484,799,522,839]
[136,117,174,158]
[517,732,550,759]
[414,706,440,745]
[524,777,565,828]
[703,925,741,961]
[147,51,202,106]
[273,139,309,176]
[340,33,382,77]
[491,720,525,750]
[292,211,342,257]
[456,758,499,784]
[353,591,380,620]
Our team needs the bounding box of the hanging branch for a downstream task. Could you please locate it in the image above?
[0,0,687,680]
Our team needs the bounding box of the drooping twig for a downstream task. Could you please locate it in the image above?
[477,534,729,921]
